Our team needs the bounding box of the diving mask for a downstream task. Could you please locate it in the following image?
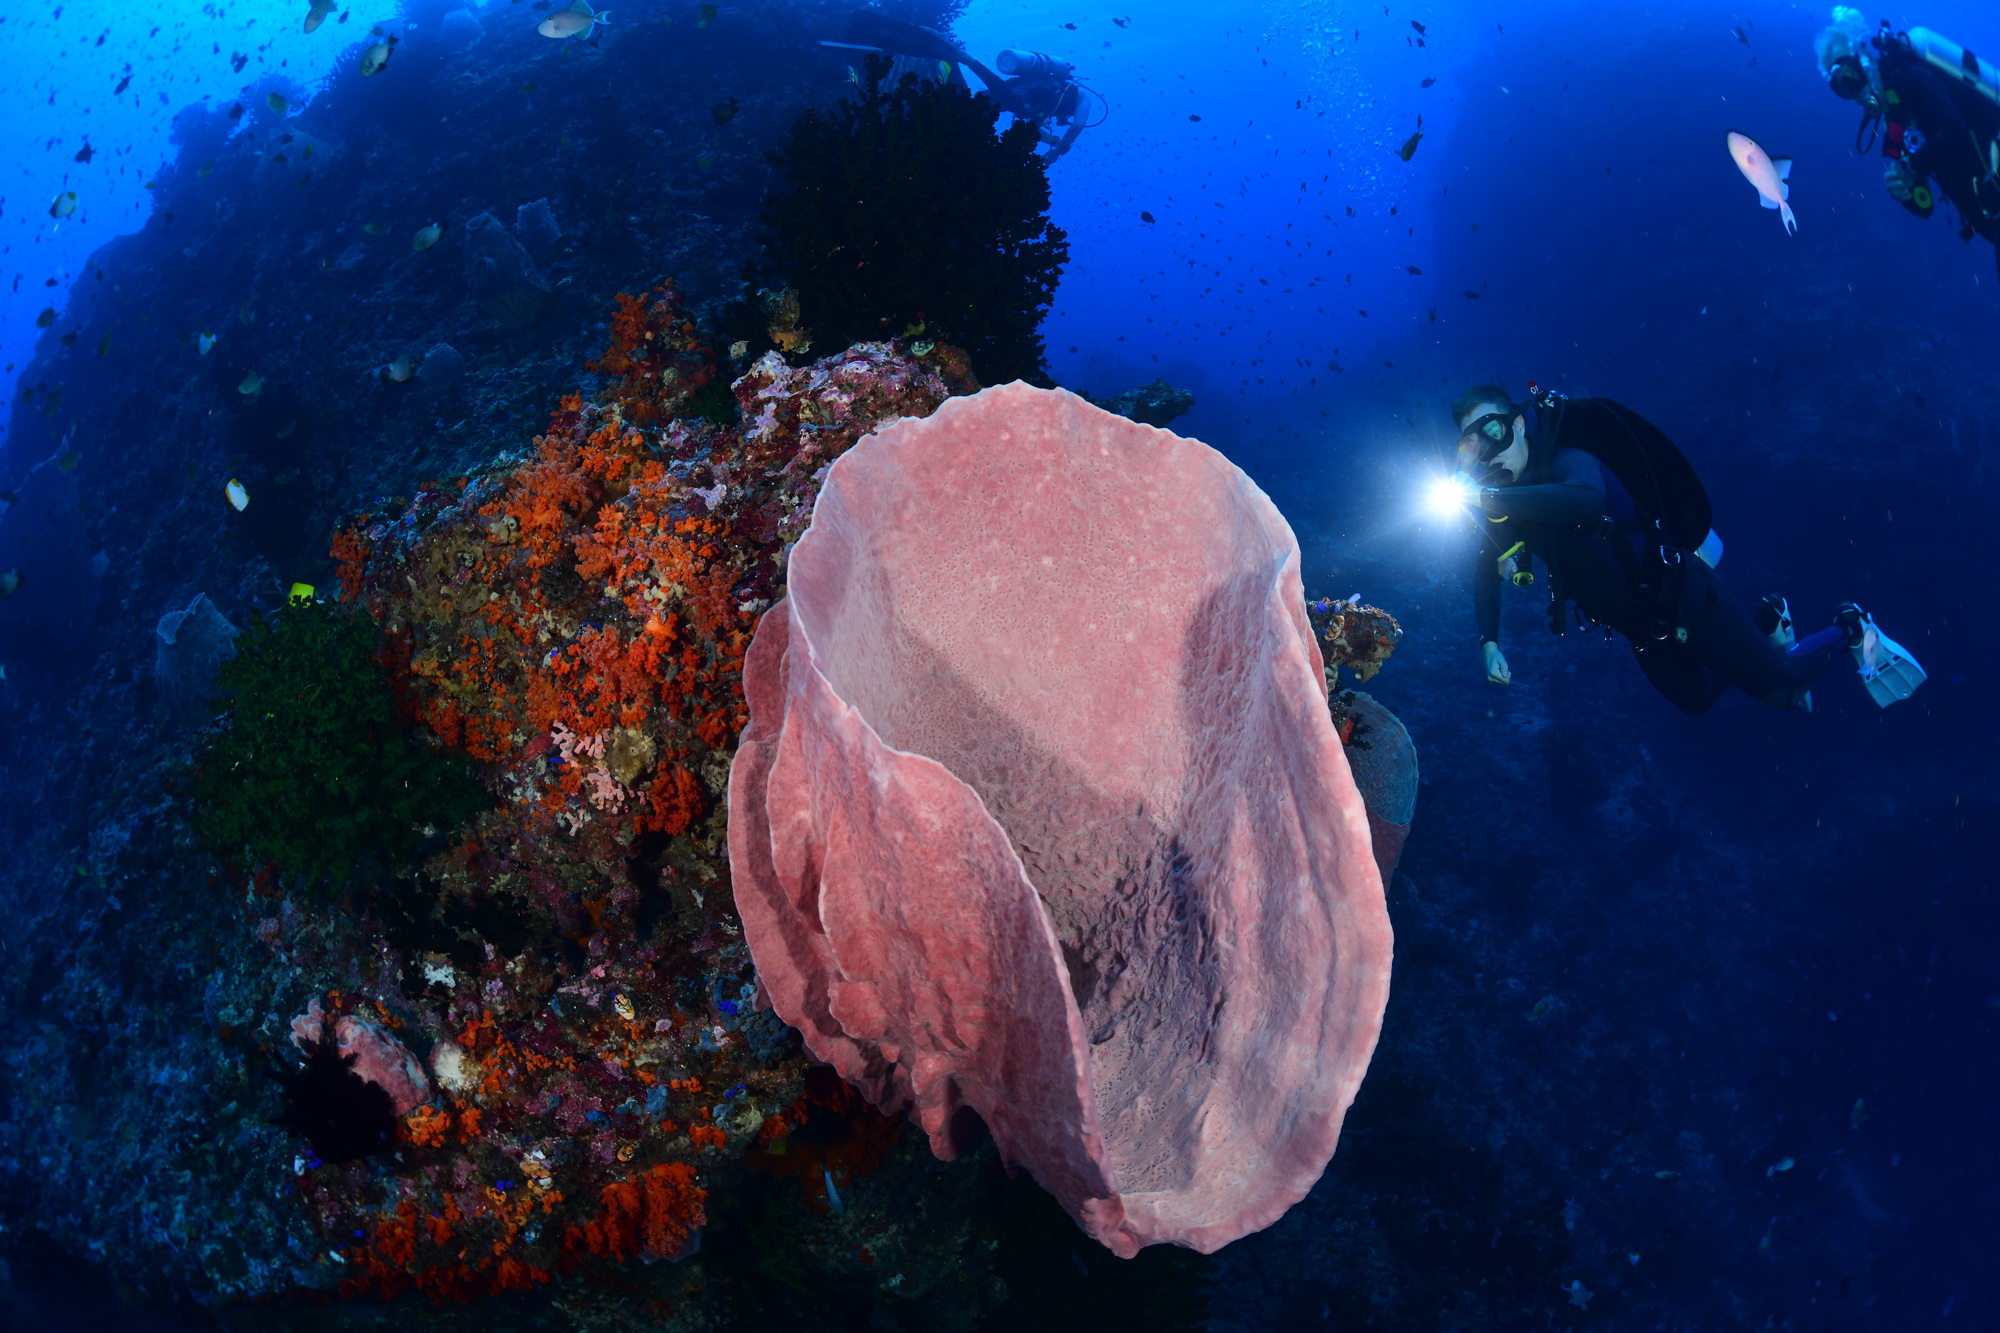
[1460,411,1516,460]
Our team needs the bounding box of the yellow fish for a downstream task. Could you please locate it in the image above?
[225,478,250,511]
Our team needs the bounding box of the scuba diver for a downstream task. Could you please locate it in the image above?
[1818,10,2000,270]
[821,11,1107,161]
[1441,384,1923,716]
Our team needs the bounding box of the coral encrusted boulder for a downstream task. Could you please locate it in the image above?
[728,384,1394,1257]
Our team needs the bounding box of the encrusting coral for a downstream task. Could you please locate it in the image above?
[254,283,983,1308]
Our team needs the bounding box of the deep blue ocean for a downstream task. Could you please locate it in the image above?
[0,0,1993,1329]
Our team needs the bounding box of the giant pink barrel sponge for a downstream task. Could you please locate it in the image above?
[727,383,1393,1256]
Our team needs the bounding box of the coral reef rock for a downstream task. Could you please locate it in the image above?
[729,383,1394,1258]
[0,449,99,652]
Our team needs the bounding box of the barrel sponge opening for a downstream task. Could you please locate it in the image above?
[728,383,1393,1257]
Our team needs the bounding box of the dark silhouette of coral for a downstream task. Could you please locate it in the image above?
[761,59,1068,387]
[282,1033,399,1165]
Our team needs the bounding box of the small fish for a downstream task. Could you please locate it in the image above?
[304,0,336,32]
[1463,289,1481,299]
[199,159,215,177]
[0,570,21,601]
[36,308,56,328]
[1140,210,1155,223]
[537,0,609,39]
[1421,76,1436,88]
[359,35,397,75]
[56,451,81,473]
[1404,264,1422,275]
[1398,129,1422,161]
[362,220,386,235]
[711,96,738,125]
[613,993,635,1020]
[696,2,716,28]
[49,191,77,219]
[386,354,415,382]
[230,51,248,72]
[1188,113,1201,122]
[239,370,263,395]
[822,1168,844,1217]
[1562,1280,1592,1310]
[198,331,216,354]
[114,73,131,94]
[1734,25,1749,45]
[1727,130,1795,235]
[289,582,316,602]
[1765,1155,1795,1177]
[74,142,95,163]
[1112,16,1127,27]
[1410,19,1426,35]
[225,478,250,511]
[268,91,288,113]
[411,222,442,251]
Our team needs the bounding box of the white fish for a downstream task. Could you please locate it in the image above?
[225,478,250,511]
[538,0,609,39]
[1727,130,1795,235]
[411,222,442,251]
[49,191,77,220]
[360,35,397,76]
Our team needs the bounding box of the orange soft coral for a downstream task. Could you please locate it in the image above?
[560,1162,707,1267]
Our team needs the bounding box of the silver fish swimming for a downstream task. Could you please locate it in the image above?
[537,0,610,39]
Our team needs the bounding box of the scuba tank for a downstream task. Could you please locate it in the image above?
[997,49,1073,78]
[1908,27,2000,107]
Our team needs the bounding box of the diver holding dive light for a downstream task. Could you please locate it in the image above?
[1436,384,1925,715]
[820,11,1107,160]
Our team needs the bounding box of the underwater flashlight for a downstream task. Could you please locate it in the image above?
[1425,472,1479,518]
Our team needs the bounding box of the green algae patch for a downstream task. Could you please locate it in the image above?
[190,595,488,893]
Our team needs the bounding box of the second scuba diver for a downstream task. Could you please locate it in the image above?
[821,11,1104,161]
[1818,9,2000,271]
[1445,384,1920,715]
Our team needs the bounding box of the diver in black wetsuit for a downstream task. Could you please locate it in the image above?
[1821,18,2000,269]
[821,11,1104,160]
[1449,384,1868,717]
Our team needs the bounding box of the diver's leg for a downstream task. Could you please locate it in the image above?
[1630,639,1727,716]
[1674,561,1834,708]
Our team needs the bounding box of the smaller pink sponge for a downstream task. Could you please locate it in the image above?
[289,999,431,1115]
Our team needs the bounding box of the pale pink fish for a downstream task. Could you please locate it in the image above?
[1727,130,1795,235]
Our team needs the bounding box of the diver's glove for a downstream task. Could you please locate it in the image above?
[1482,640,1512,685]
[1884,159,1918,203]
